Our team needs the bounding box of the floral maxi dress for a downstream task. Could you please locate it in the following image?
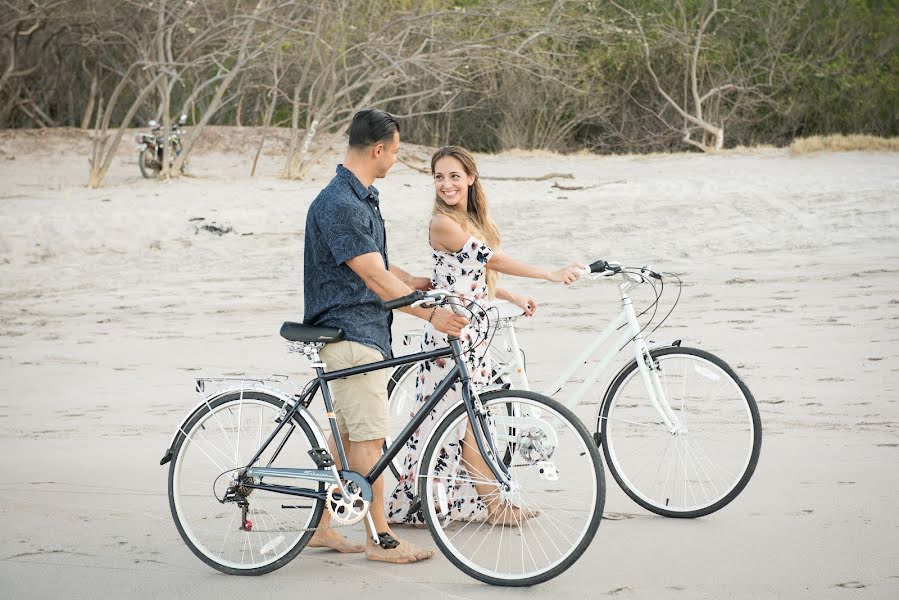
[386,235,494,524]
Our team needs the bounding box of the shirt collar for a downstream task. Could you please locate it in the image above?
[337,164,379,204]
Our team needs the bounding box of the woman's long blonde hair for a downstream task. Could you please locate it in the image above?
[430,145,501,296]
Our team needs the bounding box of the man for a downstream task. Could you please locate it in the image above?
[303,109,468,563]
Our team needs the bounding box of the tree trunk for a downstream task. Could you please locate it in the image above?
[80,73,98,129]
[282,84,302,178]
[292,117,319,180]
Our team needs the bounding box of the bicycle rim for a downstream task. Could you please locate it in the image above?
[386,363,417,478]
[601,348,761,517]
[169,394,324,573]
[387,363,510,479]
[419,391,604,586]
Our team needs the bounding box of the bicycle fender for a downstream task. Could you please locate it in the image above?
[159,383,327,465]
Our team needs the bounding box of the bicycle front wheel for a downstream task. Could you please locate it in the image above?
[599,346,761,518]
[168,392,325,575]
[138,146,160,178]
[419,390,604,586]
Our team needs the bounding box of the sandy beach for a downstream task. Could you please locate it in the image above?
[0,127,897,599]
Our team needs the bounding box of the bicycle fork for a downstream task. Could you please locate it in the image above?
[622,292,684,435]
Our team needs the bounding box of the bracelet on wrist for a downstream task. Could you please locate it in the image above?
[427,307,438,323]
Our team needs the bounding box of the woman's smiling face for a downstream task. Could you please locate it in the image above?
[433,155,475,208]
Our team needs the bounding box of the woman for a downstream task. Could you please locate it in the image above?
[386,146,582,526]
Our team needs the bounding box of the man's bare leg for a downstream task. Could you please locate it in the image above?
[307,432,365,553]
[349,439,434,563]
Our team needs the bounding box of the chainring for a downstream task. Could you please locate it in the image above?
[326,483,369,526]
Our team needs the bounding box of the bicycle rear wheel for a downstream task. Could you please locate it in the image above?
[168,391,325,574]
[598,346,761,518]
[385,363,417,479]
[418,390,604,586]
[386,362,510,479]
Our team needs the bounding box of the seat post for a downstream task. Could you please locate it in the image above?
[285,341,326,369]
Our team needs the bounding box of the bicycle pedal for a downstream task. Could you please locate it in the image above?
[308,448,335,468]
[377,532,399,549]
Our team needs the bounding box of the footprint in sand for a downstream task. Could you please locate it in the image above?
[831,581,866,589]
[605,586,632,595]
[603,512,639,521]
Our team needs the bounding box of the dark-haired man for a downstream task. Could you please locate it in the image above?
[304,109,468,563]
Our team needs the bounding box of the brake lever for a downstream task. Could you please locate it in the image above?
[640,265,662,280]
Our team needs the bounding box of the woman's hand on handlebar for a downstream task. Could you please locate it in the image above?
[510,293,538,317]
[429,307,469,337]
[547,262,586,285]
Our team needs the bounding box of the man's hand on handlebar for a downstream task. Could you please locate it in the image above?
[429,307,469,337]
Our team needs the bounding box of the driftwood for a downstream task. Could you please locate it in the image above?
[482,172,573,181]
[399,157,575,182]
[552,182,593,191]
[551,179,626,191]
[399,156,430,174]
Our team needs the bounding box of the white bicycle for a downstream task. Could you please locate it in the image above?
[387,259,762,519]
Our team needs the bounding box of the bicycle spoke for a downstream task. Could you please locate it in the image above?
[170,395,320,573]
[420,393,602,584]
[603,350,759,516]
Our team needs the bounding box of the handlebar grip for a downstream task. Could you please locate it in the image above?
[588,259,609,273]
[382,290,426,311]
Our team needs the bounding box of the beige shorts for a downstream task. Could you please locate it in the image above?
[318,340,391,442]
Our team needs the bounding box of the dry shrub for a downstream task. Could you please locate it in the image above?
[789,135,899,154]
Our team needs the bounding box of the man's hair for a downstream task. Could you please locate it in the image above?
[348,109,400,149]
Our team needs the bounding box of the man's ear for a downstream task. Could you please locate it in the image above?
[371,143,384,159]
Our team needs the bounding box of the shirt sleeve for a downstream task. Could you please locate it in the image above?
[457,235,494,266]
[317,199,381,266]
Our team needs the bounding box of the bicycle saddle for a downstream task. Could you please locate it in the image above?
[279,321,344,343]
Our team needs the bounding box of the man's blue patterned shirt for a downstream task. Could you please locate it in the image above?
[303,164,392,358]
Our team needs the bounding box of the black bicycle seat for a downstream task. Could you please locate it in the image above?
[279,322,344,343]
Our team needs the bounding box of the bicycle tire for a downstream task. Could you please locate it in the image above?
[385,364,512,479]
[598,346,761,518]
[168,391,325,575]
[138,146,160,179]
[384,363,417,479]
[419,389,604,586]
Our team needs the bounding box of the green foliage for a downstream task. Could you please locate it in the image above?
[2,0,896,151]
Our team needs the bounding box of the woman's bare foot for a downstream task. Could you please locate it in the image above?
[485,504,539,528]
[365,532,435,564]
[308,528,365,553]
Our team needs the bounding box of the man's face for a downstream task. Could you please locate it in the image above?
[372,130,400,178]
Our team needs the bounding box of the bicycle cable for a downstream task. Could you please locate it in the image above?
[618,267,663,349]
[647,271,682,336]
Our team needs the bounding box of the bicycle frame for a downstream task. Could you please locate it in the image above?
[233,338,514,511]
[487,278,684,434]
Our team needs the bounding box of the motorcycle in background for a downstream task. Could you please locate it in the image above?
[135,114,188,178]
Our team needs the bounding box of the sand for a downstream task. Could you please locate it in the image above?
[0,127,897,599]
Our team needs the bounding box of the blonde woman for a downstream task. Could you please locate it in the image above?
[386,146,582,526]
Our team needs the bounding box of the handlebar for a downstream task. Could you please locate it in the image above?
[578,259,621,276]
[579,259,662,281]
[382,290,473,318]
[381,290,426,311]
